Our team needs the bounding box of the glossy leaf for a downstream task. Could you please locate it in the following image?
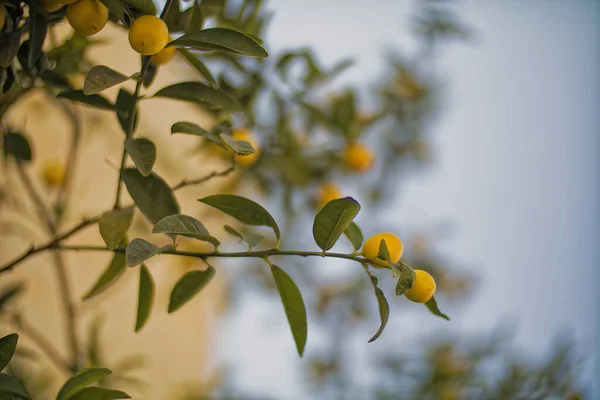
[28,10,48,69]
[99,208,133,250]
[0,333,18,372]
[395,264,416,296]
[84,66,129,95]
[0,373,31,399]
[178,49,219,89]
[154,81,241,111]
[168,267,216,313]
[167,28,268,58]
[70,387,131,400]
[171,121,220,143]
[153,214,220,246]
[57,90,114,110]
[343,221,363,251]
[219,133,255,155]
[135,264,154,332]
[56,368,112,400]
[198,194,280,240]
[270,265,307,357]
[125,239,160,267]
[2,132,32,163]
[313,197,360,251]
[363,269,389,343]
[121,0,156,15]
[425,297,450,321]
[82,253,127,300]
[224,225,263,249]
[125,138,156,177]
[0,283,23,313]
[121,168,180,224]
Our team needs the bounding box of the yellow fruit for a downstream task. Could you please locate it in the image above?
[362,233,403,264]
[0,7,6,31]
[344,142,374,172]
[128,15,169,55]
[66,0,108,37]
[404,269,436,303]
[41,160,65,187]
[41,0,64,12]
[232,129,260,167]
[150,38,177,66]
[317,183,342,207]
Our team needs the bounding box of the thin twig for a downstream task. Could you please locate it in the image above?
[172,164,235,191]
[14,162,55,231]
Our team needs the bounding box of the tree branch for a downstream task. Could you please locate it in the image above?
[172,164,235,191]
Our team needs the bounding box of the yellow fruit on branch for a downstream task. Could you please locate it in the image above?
[344,142,374,172]
[404,269,436,303]
[128,15,169,55]
[150,38,177,66]
[362,232,403,265]
[66,0,109,37]
[41,160,65,188]
[317,183,342,207]
[232,129,260,167]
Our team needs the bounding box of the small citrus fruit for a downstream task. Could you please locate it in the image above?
[344,142,374,172]
[128,15,169,55]
[41,160,65,187]
[362,233,403,264]
[66,0,108,37]
[150,38,177,66]
[232,129,260,167]
[317,183,342,207]
[404,269,436,303]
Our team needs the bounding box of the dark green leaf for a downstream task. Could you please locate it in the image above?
[395,264,416,296]
[125,238,159,267]
[363,269,389,343]
[82,253,127,300]
[121,168,180,224]
[57,90,114,110]
[2,132,32,163]
[312,197,360,251]
[154,81,241,111]
[0,284,23,313]
[125,138,156,177]
[152,214,220,246]
[181,3,203,33]
[162,0,181,31]
[70,387,131,400]
[343,221,363,251]
[198,194,280,240]
[177,49,218,89]
[142,61,158,88]
[56,368,112,400]
[83,66,129,95]
[116,89,138,134]
[0,373,31,399]
[0,32,21,69]
[121,0,156,15]
[171,121,220,143]
[98,0,126,24]
[99,208,133,249]
[0,334,18,372]
[135,264,154,332]
[168,28,268,58]
[425,297,450,321]
[168,267,216,313]
[223,225,263,249]
[28,11,48,69]
[219,133,255,155]
[270,265,307,357]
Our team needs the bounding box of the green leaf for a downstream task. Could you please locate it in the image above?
[168,28,268,58]
[198,194,280,240]
[312,197,360,251]
[343,221,363,251]
[83,66,129,95]
[0,284,23,313]
[223,225,263,249]
[98,0,126,24]
[121,168,180,225]
[2,132,32,163]
[152,214,220,246]
[28,10,48,69]
[99,208,133,250]
[162,0,181,31]
[219,133,255,155]
[125,239,160,267]
[0,333,18,372]
[70,387,131,400]
[181,3,204,33]
[56,368,112,400]
[168,267,216,313]
[0,373,31,399]
[154,81,241,111]
[121,0,156,15]
[170,121,220,143]
[363,269,389,343]
[57,90,114,110]
[270,265,307,357]
[177,49,219,89]
[135,264,154,332]
[0,31,21,69]
[82,253,127,300]
[116,89,138,134]
[125,138,156,177]
[425,297,450,321]
[395,264,416,296]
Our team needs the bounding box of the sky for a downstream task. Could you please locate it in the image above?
[218,1,600,398]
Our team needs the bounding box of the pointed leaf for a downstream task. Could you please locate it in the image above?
[312,197,360,251]
[0,284,23,313]
[154,81,241,111]
[0,333,18,372]
[126,239,161,267]
[181,2,204,33]
[171,121,220,143]
[270,265,307,357]
[99,208,133,250]
[83,66,129,95]
[98,0,126,24]
[115,89,138,134]
[162,0,181,31]
[135,264,154,332]
[121,168,180,225]
[152,214,220,246]
[168,267,216,313]
[198,194,280,240]
[178,48,219,89]
[2,132,32,163]
[224,225,263,249]
[0,31,21,69]
[125,138,156,177]
[56,368,112,400]
[343,221,363,251]
[219,133,255,155]
[57,90,114,110]
[120,0,156,15]
[168,28,268,58]
[82,253,127,300]
[425,297,450,321]
[70,387,131,400]
[395,264,416,296]
[363,269,389,343]
[0,373,31,399]
[28,10,48,69]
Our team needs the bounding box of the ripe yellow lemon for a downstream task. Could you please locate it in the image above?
[344,142,374,172]
[66,0,108,37]
[317,183,342,207]
[362,233,403,265]
[232,129,260,167]
[41,160,65,187]
[128,15,169,55]
[150,38,177,66]
[0,7,6,31]
[404,269,436,303]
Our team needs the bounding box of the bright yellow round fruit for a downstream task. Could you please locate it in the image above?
[0,7,6,31]
[362,233,403,264]
[41,160,65,187]
[66,0,108,37]
[150,38,177,66]
[232,129,260,167]
[317,183,342,207]
[344,142,374,172]
[128,15,169,55]
[404,269,436,303]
